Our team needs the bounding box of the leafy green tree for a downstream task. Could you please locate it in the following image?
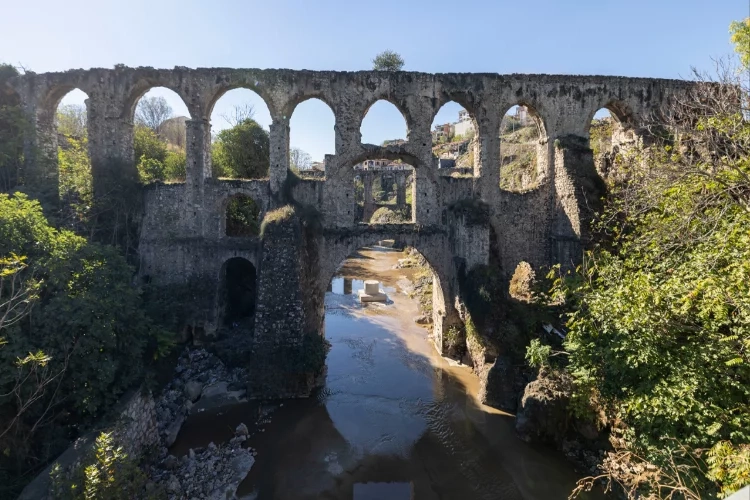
[730,18,750,69]
[163,150,186,181]
[0,193,160,495]
[211,118,269,179]
[556,37,750,497]
[372,50,405,71]
[58,136,93,228]
[134,124,167,162]
[56,104,87,138]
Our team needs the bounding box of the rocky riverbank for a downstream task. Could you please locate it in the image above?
[149,348,257,498]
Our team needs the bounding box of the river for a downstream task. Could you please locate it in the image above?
[171,246,602,499]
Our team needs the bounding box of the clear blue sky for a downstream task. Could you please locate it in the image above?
[3,0,746,161]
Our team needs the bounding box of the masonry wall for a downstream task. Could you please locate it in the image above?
[4,66,695,396]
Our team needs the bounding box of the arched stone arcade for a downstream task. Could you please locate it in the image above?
[6,66,694,397]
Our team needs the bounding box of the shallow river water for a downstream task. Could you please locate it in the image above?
[172,247,602,500]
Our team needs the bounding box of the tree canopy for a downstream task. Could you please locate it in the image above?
[372,50,405,71]
[211,118,270,179]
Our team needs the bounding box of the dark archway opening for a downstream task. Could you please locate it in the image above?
[222,257,257,325]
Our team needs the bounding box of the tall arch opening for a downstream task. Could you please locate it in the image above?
[219,257,257,326]
[225,194,261,237]
[289,98,334,177]
[431,101,477,176]
[324,242,449,348]
[353,160,414,224]
[499,104,545,192]
[360,100,408,146]
[132,87,190,184]
[588,105,636,179]
[209,88,272,180]
[55,89,92,227]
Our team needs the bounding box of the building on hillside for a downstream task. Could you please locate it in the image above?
[516,106,530,126]
[452,109,474,138]
[310,161,325,171]
[353,159,413,171]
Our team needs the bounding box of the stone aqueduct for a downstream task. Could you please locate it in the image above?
[7,67,692,396]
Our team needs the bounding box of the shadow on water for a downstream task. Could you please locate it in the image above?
[171,247,604,500]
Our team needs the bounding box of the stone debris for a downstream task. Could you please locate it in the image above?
[149,423,255,500]
[155,348,247,447]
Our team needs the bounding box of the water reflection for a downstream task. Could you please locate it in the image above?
[173,247,602,500]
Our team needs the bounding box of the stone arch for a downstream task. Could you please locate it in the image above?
[36,86,91,201]
[206,84,277,122]
[217,256,257,326]
[320,234,451,317]
[430,99,479,173]
[283,93,336,123]
[123,81,194,123]
[498,101,549,192]
[288,97,336,172]
[359,98,411,144]
[208,88,273,180]
[583,100,638,140]
[586,101,640,179]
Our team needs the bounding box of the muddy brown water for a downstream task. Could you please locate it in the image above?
[171,247,603,499]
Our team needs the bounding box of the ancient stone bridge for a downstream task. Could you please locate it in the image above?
[7,67,693,396]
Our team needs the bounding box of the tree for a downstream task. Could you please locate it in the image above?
[221,104,255,127]
[0,193,160,497]
[56,104,87,138]
[730,18,750,70]
[558,44,750,498]
[372,50,404,71]
[289,147,312,171]
[211,118,270,179]
[135,96,172,132]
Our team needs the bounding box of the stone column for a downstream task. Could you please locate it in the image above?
[268,120,289,203]
[362,171,374,222]
[85,97,139,201]
[395,172,407,208]
[412,167,439,225]
[185,119,211,190]
[552,136,604,271]
[475,118,501,203]
[28,102,60,204]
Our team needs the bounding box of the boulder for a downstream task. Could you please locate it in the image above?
[479,355,519,412]
[184,380,203,402]
[515,367,573,444]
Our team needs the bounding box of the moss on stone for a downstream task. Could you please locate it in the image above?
[259,205,296,237]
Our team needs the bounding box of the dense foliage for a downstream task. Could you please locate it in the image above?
[547,40,750,498]
[372,50,404,71]
[134,125,186,183]
[211,118,270,179]
[0,193,162,496]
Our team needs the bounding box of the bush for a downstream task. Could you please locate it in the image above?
[50,432,162,500]
[369,206,410,223]
[0,193,160,494]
